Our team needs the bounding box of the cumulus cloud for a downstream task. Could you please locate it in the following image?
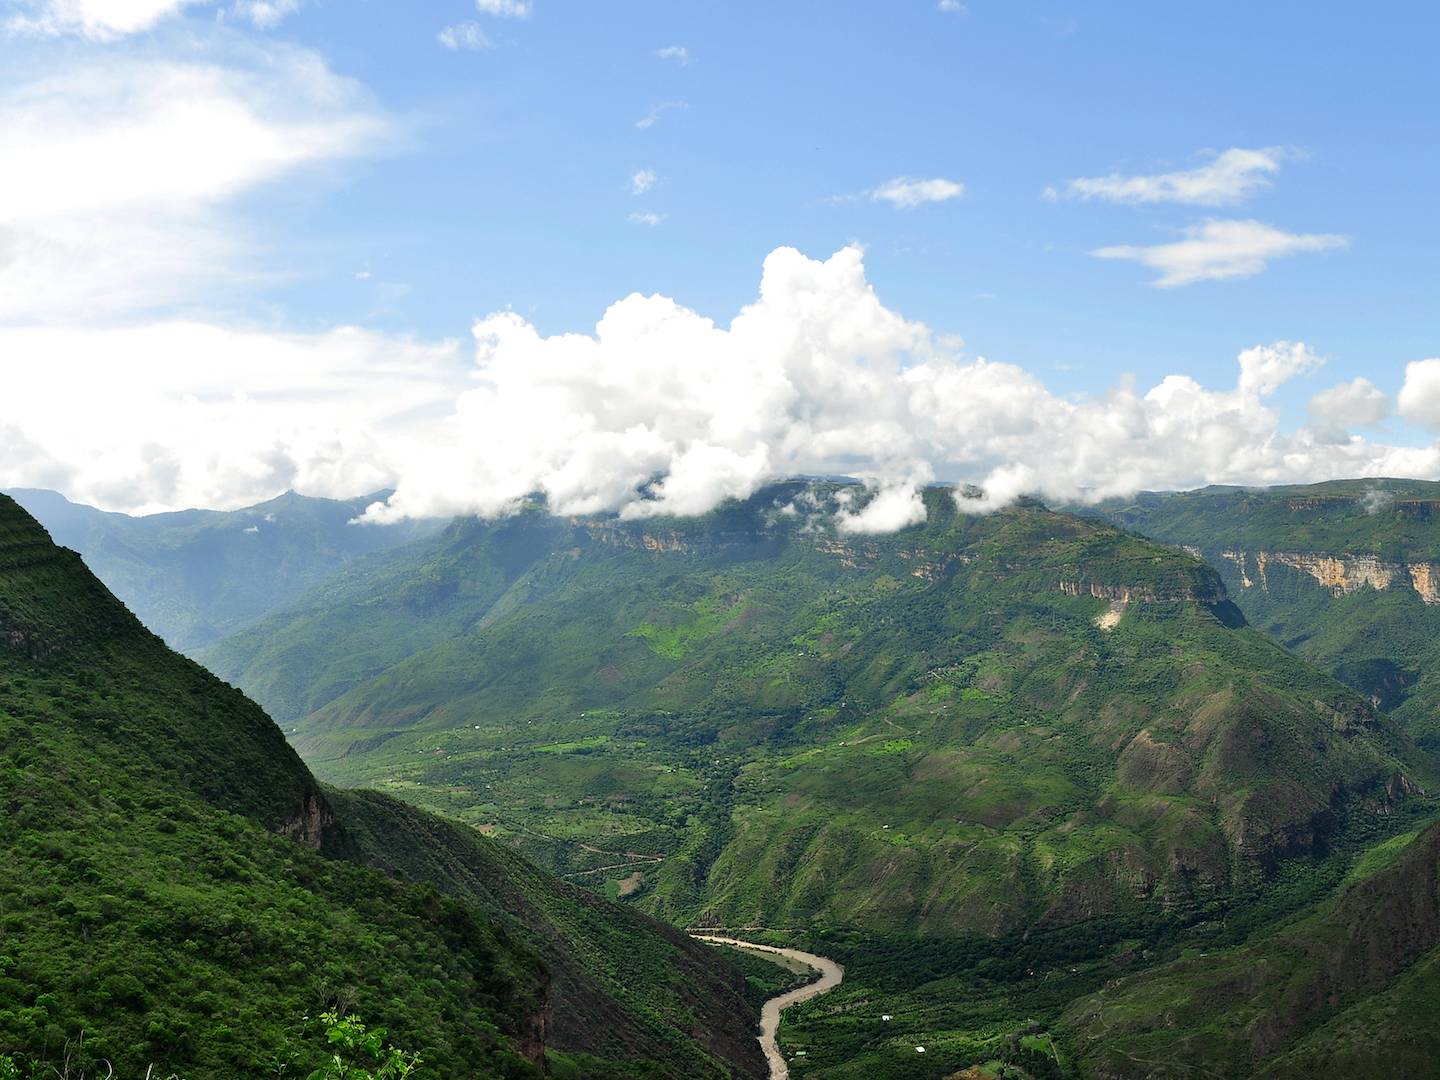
[1309,377,1392,436]
[1398,359,1440,429]
[938,0,967,12]
[3,246,1433,524]
[0,323,466,514]
[629,168,657,195]
[0,47,388,321]
[474,0,529,17]
[1092,219,1349,287]
[870,176,965,209]
[654,45,688,64]
[351,246,1440,529]
[438,22,492,50]
[1060,147,1288,206]
[628,211,665,227]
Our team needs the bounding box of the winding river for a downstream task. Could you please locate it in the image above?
[691,934,845,1080]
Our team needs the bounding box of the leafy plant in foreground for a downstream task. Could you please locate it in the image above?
[304,1013,421,1080]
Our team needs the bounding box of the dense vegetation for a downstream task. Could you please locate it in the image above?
[1092,479,1440,747]
[23,478,1440,1077]
[194,482,1440,1075]
[207,486,1425,938]
[0,494,762,1079]
[4,488,440,653]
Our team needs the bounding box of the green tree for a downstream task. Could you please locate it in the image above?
[306,1013,422,1080]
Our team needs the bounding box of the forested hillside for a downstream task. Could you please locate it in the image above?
[0,493,763,1079]
[1094,480,1440,747]
[207,485,1431,942]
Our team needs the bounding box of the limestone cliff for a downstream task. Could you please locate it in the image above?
[1219,549,1440,604]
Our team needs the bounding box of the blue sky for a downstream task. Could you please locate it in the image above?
[2,1,1438,520]
[250,2,1433,392]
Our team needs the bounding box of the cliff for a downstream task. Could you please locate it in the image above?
[1220,549,1440,603]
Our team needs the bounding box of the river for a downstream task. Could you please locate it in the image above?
[691,934,845,1080]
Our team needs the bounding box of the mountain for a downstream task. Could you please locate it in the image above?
[1092,479,1440,749]
[1060,819,1440,1079]
[4,487,442,653]
[0,493,763,1078]
[206,484,1429,942]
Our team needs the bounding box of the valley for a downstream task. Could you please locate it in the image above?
[186,481,1440,1076]
[14,479,1440,1078]
[0,493,766,1079]
[691,935,844,1080]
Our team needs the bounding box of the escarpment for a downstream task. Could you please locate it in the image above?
[1220,549,1440,603]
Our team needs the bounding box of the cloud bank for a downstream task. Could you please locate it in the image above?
[3,247,1436,525]
[359,246,1439,527]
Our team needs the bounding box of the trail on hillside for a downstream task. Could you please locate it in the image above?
[690,933,844,1080]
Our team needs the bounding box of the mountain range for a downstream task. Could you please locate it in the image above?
[13,480,1440,1078]
[2,487,441,654]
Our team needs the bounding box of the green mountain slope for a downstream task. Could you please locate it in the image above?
[204,511,571,724]
[208,485,1430,943]
[5,487,442,653]
[1092,479,1440,747]
[0,494,763,1079]
[1060,819,1440,1079]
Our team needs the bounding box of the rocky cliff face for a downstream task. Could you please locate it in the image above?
[1058,579,1226,604]
[279,791,339,849]
[1219,549,1440,603]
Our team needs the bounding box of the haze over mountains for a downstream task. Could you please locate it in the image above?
[3,487,440,654]
[15,477,1440,1077]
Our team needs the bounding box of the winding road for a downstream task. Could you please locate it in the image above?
[691,934,844,1080]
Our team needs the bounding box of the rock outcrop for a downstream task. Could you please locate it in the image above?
[1219,549,1440,603]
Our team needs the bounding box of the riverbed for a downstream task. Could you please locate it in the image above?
[691,934,844,1080]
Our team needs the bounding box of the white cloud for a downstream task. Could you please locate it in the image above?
[226,0,299,28]
[1061,147,1289,206]
[0,48,388,321]
[636,101,686,129]
[474,0,529,17]
[1236,340,1323,396]
[937,0,966,11]
[0,323,466,514]
[1092,219,1349,287]
[629,168,657,195]
[1,241,1430,523]
[5,0,302,37]
[654,45,688,64]
[348,246,1439,529]
[5,0,204,38]
[1309,377,1392,434]
[438,21,492,50]
[1398,360,1440,430]
[628,211,665,227]
[870,176,965,209]
[837,482,929,533]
